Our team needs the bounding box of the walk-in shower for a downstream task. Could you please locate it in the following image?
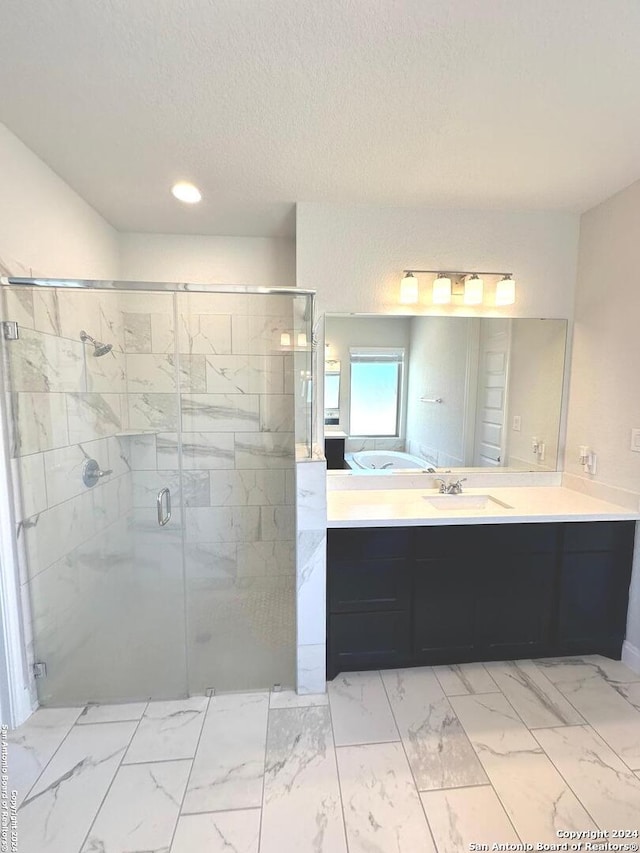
[0,278,314,707]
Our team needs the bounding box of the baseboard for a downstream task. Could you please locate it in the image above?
[622,640,640,675]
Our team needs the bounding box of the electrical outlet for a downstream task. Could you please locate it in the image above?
[512,415,521,431]
[631,429,640,452]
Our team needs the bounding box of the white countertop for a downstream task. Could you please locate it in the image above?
[327,485,639,527]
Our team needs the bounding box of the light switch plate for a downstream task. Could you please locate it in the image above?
[631,428,640,452]
[512,415,521,431]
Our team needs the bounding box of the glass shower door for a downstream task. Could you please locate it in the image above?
[177,290,301,693]
[1,283,188,705]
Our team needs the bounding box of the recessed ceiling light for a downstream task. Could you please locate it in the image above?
[171,181,202,204]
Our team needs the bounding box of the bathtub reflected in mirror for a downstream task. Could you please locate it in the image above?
[325,315,568,473]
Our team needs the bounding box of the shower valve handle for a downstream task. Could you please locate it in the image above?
[82,459,112,488]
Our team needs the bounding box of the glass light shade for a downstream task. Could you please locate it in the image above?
[495,275,516,305]
[280,332,291,346]
[432,275,452,304]
[399,272,419,304]
[297,332,308,347]
[464,275,483,305]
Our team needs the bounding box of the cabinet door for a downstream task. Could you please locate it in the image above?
[413,558,476,661]
[558,551,632,653]
[328,611,411,678]
[475,553,555,658]
[557,521,635,656]
[329,558,410,613]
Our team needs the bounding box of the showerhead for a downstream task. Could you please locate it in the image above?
[80,330,113,357]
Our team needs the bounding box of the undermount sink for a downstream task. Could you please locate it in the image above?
[424,493,514,511]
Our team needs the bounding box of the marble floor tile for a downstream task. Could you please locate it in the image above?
[7,706,83,806]
[182,692,269,813]
[533,724,640,830]
[171,809,261,853]
[433,662,499,696]
[260,706,347,853]
[421,785,519,853]
[269,689,329,709]
[381,667,488,790]
[536,655,640,686]
[328,671,399,746]
[485,660,585,728]
[81,759,191,852]
[17,721,137,853]
[548,671,640,770]
[124,697,208,764]
[76,701,148,724]
[613,680,640,711]
[451,692,596,843]
[337,741,436,853]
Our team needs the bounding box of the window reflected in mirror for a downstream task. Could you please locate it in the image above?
[349,348,404,437]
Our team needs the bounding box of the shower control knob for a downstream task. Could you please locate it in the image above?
[82,459,113,488]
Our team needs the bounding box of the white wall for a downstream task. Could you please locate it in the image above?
[564,179,640,660]
[565,181,640,491]
[297,203,580,318]
[0,123,119,278]
[120,232,295,287]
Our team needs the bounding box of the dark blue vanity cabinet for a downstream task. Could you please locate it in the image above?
[326,521,635,679]
[324,436,346,470]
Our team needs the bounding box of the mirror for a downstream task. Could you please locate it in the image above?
[324,315,567,472]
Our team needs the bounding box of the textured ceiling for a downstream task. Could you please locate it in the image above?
[1,0,640,237]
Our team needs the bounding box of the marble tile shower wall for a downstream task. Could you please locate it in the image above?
[120,291,298,694]
[1,286,134,708]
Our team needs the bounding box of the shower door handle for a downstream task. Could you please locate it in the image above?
[157,487,171,527]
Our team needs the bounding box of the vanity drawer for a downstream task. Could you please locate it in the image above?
[328,611,411,676]
[328,528,411,560]
[413,522,558,557]
[329,558,411,613]
[563,520,635,553]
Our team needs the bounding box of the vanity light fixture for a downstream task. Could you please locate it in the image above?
[400,269,516,307]
[399,272,419,304]
[495,274,516,306]
[432,274,452,304]
[171,181,202,204]
[463,274,483,305]
[280,332,291,347]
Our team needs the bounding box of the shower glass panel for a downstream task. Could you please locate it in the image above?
[177,291,307,693]
[0,279,314,706]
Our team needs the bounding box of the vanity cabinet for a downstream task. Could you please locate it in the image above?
[324,436,346,470]
[326,521,635,679]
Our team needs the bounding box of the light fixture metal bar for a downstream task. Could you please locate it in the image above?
[403,269,513,277]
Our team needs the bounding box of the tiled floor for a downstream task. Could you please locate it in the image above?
[7,655,640,852]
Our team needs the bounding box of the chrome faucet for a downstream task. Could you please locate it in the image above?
[435,477,467,494]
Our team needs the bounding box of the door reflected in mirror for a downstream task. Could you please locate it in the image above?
[324,315,567,472]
